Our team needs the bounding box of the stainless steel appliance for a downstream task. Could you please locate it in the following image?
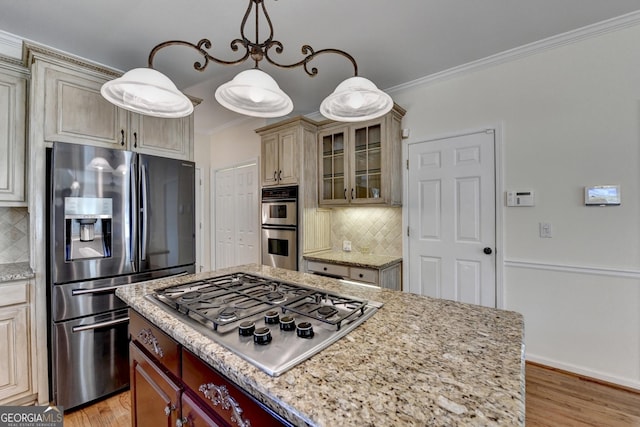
[148,272,382,376]
[47,142,196,410]
[261,186,298,270]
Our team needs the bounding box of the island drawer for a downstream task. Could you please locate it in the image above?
[129,309,180,377]
[306,260,349,277]
[182,349,289,427]
[349,267,378,284]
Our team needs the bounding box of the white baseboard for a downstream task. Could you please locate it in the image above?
[526,353,640,391]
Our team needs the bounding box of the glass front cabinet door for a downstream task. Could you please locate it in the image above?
[318,105,405,207]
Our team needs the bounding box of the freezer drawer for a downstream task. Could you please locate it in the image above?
[51,308,130,410]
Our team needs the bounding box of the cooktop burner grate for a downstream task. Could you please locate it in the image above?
[146,272,382,376]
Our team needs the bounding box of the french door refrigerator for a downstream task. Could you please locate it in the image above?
[47,141,195,410]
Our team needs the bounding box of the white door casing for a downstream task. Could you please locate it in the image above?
[406,130,497,307]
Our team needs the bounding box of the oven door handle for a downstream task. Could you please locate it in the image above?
[71,285,124,296]
[261,224,297,230]
[72,316,129,333]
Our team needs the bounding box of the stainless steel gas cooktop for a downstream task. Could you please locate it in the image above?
[147,272,382,376]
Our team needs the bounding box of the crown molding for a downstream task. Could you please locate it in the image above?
[0,30,23,60]
[387,10,640,94]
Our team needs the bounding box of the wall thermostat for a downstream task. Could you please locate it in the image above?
[585,185,620,206]
[506,191,535,207]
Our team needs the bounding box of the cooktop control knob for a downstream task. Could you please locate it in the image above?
[264,310,280,324]
[280,316,296,331]
[254,327,272,345]
[296,322,314,339]
[239,321,256,336]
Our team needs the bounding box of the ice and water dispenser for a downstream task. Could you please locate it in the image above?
[64,197,113,260]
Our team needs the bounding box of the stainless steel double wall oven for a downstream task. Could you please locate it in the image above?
[47,142,196,410]
[261,186,298,271]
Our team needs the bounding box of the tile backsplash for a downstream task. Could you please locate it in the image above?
[0,207,29,263]
[331,207,402,256]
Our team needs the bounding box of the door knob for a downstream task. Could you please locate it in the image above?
[483,247,493,255]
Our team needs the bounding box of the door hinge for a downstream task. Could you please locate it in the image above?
[485,129,495,134]
[406,159,409,170]
[407,226,410,237]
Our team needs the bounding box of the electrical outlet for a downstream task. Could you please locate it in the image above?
[342,240,352,252]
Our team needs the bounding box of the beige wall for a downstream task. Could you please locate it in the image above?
[392,22,640,388]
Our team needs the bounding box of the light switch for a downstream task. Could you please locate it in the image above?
[539,222,552,238]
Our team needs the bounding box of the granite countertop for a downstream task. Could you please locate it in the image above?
[116,264,524,427]
[0,262,34,282]
[303,250,402,269]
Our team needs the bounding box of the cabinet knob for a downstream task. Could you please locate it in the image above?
[359,273,363,278]
[323,267,327,271]
[120,129,125,146]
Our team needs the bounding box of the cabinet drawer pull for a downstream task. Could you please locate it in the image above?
[278,170,282,180]
[351,188,355,199]
[273,171,277,181]
[199,383,251,427]
[137,328,165,358]
[164,404,176,416]
[176,417,189,427]
[344,188,347,200]
[133,131,138,148]
[120,129,125,146]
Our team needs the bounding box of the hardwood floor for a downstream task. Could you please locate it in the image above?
[526,362,640,427]
[64,391,131,427]
[63,362,640,426]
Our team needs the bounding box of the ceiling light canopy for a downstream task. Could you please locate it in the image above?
[100,0,393,122]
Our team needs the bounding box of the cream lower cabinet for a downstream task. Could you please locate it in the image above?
[0,279,36,405]
[306,260,402,291]
[31,45,195,160]
[0,58,28,206]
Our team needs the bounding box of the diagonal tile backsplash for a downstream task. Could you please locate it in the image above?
[330,207,402,256]
[0,207,30,263]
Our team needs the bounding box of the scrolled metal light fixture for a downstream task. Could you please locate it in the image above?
[101,0,393,121]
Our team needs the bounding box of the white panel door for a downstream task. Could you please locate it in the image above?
[234,164,259,265]
[407,131,496,307]
[214,163,259,269]
[215,168,235,269]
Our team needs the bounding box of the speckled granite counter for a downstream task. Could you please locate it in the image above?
[116,264,524,426]
[303,250,402,269]
[0,262,34,282]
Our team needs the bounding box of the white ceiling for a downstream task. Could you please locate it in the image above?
[1,0,639,134]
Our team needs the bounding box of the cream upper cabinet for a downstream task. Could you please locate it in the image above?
[0,279,36,405]
[318,105,406,207]
[0,59,28,206]
[257,118,316,188]
[38,54,194,160]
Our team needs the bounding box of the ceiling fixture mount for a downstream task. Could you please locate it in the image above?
[101,0,392,121]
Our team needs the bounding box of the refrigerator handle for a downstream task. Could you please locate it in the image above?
[140,163,149,261]
[130,161,137,265]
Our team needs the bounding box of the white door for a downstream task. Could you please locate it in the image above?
[234,164,259,265]
[407,131,496,307]
[214,162,259,269]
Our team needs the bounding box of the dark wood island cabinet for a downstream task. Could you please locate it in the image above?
[128,309,290,427]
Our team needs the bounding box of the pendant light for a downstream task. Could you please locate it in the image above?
[101,0,392,121]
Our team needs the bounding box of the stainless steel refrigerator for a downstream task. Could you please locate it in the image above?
[47,141,195,410]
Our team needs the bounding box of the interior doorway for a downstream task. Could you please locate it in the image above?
[213,161,259,269]
[405,130,498,308]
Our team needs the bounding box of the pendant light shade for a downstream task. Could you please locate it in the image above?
[320,76,393,122]
[100,68,193,118]
[214,69,293,118]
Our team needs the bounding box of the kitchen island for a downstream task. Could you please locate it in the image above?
[116,264,524,426]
